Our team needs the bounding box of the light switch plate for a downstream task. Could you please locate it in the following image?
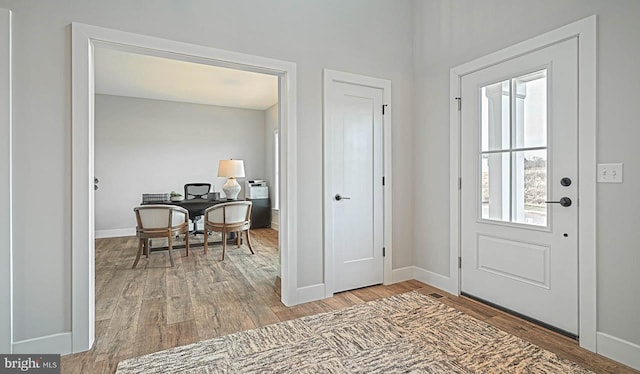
[597,163,623,183]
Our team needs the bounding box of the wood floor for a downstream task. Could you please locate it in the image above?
[61,228,637,374]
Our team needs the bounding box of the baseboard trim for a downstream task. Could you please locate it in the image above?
[391,266,415,283]
[597,332,640,370]
[12,332,72,355]
[271,210,279,231]
[413,266,456,295]
[95,228,135,239]
[296,283,325,304]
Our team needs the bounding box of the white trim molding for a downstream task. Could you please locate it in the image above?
[72,22,298,354]
[391,266,456,295]
[322,69,393,298]
[391,266,414,284]
[271,209,279,231]
[449,15,597,351]
[95,228,135,239]
[12,333,72,355]
[0,8,12,354]
[597,332,640,371]
[413,267,457,295]
[296,284,326,305]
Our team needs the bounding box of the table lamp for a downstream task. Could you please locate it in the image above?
[218,159,245,200]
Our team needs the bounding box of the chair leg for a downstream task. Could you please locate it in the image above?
[168,234,175,267]
[144,239,150,258]
[237,231,241,248]
[204,230,208,254]
[185,231,190,257]
[245,230,255,254]
[132,238,143,269]
[221,232,227,261]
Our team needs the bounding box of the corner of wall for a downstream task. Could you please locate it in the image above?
[390,265,457,295]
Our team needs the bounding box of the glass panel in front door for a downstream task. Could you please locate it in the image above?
[480,69,548,226]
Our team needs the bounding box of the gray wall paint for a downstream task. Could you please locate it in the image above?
[12,0,638,352]
[412,0,640,346]
[264,103,278,205]
[0,8,11,354]
[94,94,267,232]
[3,0,415,342]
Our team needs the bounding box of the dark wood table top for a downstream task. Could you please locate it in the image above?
[141,198,235,218]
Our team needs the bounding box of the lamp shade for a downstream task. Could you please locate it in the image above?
[217,159,245,178]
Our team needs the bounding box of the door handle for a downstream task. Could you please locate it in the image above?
[545,197,572,207]
[335,194,351,201]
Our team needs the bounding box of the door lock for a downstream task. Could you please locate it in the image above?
[545,197,572,207]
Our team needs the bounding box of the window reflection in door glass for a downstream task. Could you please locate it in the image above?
[513,150,547,226]
[479,69,548,227]
[481,80,510,152]
[514,71,547,149]
[481,152,510,222]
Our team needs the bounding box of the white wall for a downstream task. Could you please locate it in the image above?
[4,0,640,363]
[264,103,278,205]
[413,0,640,353]
[0,8,11,354]
[94,94,266,234]
[2,0,415,344]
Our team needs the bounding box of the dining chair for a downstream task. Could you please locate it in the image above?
[203,201,254,260]
[132,205,190,268]
[184,183,212,234]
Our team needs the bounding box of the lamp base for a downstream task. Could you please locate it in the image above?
[222,177,241,200]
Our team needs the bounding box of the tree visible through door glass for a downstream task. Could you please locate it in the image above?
[480,69,548,226]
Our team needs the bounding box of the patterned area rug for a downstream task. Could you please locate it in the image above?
[116,291,592,373]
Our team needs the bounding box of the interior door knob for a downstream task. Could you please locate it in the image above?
[545,197,572,207]
[335,194,351,201]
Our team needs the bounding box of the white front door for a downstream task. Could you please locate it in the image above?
[326,79,384,293]
[460,38,579,335]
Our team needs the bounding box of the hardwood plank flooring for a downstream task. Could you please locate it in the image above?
[61,229,637,373]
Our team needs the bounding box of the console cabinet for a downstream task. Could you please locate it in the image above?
[247,198,271,228]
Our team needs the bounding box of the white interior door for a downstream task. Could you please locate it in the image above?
[327,80,384,293]
[460,38,578,335]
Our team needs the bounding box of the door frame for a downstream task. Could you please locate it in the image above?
[448,16,597,350]
[0,8,12,354]
[322,69,392,297]
[71,23,298,353]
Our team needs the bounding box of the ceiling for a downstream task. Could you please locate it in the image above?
[94,47,278,110]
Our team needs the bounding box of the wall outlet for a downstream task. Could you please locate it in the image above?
[597,163,623,183]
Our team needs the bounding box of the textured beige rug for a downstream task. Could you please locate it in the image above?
[116,291,592,373]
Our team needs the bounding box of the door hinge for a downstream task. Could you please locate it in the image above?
[382,176,385,186]
[382,104,388,115]
[455,97,461,111]
[458,257,462,269]
[458,177,462,190]
[383,247,386,257]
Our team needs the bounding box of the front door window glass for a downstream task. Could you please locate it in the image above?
[480,70,548,226]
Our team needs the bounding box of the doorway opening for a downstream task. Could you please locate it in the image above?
[71,23,297,353]
[90,45,283,355]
